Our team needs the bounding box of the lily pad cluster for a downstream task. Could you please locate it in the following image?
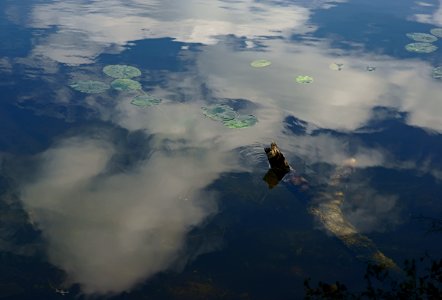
[201,104,258,128]
[405,30,439,53]
[69,64,162,108]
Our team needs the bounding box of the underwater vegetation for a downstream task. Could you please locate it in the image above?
[69,80,110,94]
[201,104,258,128]
[250,59,272,68]
[295,75,314,84]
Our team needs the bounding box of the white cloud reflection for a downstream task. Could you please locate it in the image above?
[21,135,236,294]
[11,0,442,294]
[413,0,442,25]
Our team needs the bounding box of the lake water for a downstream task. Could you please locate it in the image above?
[1,0,442,299]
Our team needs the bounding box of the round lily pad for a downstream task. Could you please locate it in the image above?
[103,65,141,79]
[69,80,109,94]
[201,104,237,122]
[432,66,442,79]
[295,75,313,84]
[329,63,343,71]
[130,94,162,107]
[430,28,442,38]
[250,59,271,68]
[366,66,376,72]
[405,42,438,53]
[223,115,258,128]
[111,79,142,91]
[406,32,438,43]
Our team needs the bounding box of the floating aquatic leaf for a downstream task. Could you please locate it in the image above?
[250,59,271,68]
[201,104,237,121]
[295,75,313,84]
[366,66,376,71]
[405,42,438,53]
[432,66,442,79]
[329,63,343,71]
[223,115,258,128]
[111,79,142,91]
[69,80,109,94]
[103,65,141,79]
[406,32,438,43]
[130,94,162,107]
[430,28,442,38]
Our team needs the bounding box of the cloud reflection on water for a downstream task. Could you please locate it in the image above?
[7,0,442,294]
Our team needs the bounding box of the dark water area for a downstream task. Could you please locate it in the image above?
[1,0,442,299]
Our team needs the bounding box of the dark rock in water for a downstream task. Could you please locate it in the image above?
[263,142,291,188]
[264,142,290,172]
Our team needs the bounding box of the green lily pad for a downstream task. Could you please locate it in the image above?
[406,32,438,43]
[250,59,271,68]
[130,94,162,107]
[69,80,110,94]
[430,28,442,38]
[405,42,438,53]
[295,75,313,84]
[329,63,343,71]
[111,79,142,91]
[223,115,258,128]
[432,66,442,79]
[103,65,141,79]
[201,104,237,122]
[366,66,376,72]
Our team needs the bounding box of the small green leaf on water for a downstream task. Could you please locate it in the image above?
[329,63,343,71]
[111,79,142,91]
[250,59,271,68]
[295,75,313,84]
[366,66,376,72]
[130,94,162,107]
[406,32,438,43]
[103,65,142,79]
[405,42,438,53]
[69,80,110,94]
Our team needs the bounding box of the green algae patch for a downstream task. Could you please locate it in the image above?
[130,94,162,107]
[406,32,438,43]
[103,65,141,79]
[432,66,442,79]
[111,79,142,91]
[69,80,110,94]
[430,28,442,38]
[201,104,237,121]
[295,75,313,84]
[223,115,258,128]
[250,59,271,68]
[405,42,438,53]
